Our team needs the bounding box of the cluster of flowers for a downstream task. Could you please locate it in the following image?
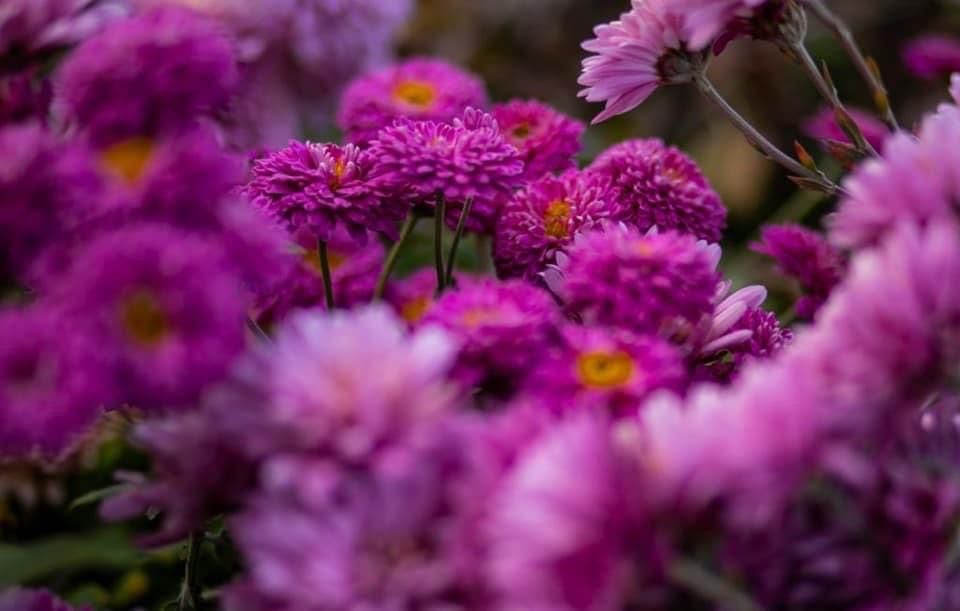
[2,1,960,610]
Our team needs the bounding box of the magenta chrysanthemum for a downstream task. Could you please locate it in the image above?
[546,225,722,339]
[678,0,788,51]
[370,108,524,233]
[0,0,125,58]
[522,324,687,416]
[493,170,626,281]
[245,140,398,243]
[338,57,488,145]
[421,279,561,392]
[903,35,960,80]
[586,138,727,242]
[491,99,584,180]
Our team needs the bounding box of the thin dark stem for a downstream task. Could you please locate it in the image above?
[177,534,202,611]
[804,0,899,130]
[245,315,270,342]
[374,212,420,300]
[669,559,764,611]
[317,240,335,311]
[445,197,473,288]
[693,72,840,194]
[434,193,447,296]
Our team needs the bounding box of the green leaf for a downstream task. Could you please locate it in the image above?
[68,485,127,512]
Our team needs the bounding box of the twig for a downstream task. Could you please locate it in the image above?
[374,212,420,299]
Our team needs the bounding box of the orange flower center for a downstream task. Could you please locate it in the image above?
[303,249,346,275]
[576,350,635,389]
[401,296,431,324]
[543,200,572,239]
[100,137,156,184]
[462,307,500,327]
[509,122,533,142]
[393,80,438,109]
[120,290,170,347]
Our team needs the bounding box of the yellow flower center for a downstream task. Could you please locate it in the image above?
[100,137,155,184]
[303,249,346,275]
[462,307,500,327]
[401,296,431,323]
[576,350,635,389]
[120,290,170,347]
[543,200,572,239]
[330,157,348,188]
[509,122,533,142]
[393,80,438,109]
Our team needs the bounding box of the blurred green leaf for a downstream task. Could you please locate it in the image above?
[68,485,127,512]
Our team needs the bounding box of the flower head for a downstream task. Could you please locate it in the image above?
[491,99,584,180]
[0,0,126,58]
[338,57,488,145]
[0,589,91,611]
[493,170,626,281]
[678,0,793,52]
[903,35,960,80]
[370,108,524,233]
[586,138,726,242]
[0,70,52,127]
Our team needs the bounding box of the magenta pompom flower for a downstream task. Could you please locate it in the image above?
[493,170,626,281]
[546,225,722,339]
[0,589,91,611]
[522,324,687,416]
[370,108,524,232]
[338,57,488,145]
[579,0,703,124]
[586,138,727,243]
[421,278,561,392]
[245,140,398,244]
[54,224,248,412]
[55,6,239,145]
[492,99,585,180]
[903,35,960,80]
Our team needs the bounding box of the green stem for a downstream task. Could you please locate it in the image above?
[434,193,447,296]
[317,240,335,311]
[445,197,473,288]
[669,559,764,611]
[374,212,420,300]
[177,534,202,611]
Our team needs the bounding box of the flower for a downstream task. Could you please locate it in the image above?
[385,269,442,326]
[55,6,239,144]
[0,588,91,611]
[0,0,126,58]
[0,306,110,459]
[802,106,890,152]
[53,224,248,411]
[338,57,488,145]
[493,170,626,281]
[491,99,584,180]
[0,70,52,127]
[586,138,727,242]
[370,108,524,233]
[521,324,687,416]
[698,306,793,382]
[677,0,793,52]
[421,279,560,393]
[578,0,702,124]
[903,35,960,80]
[546,225,722,340]
[753,223,845,319]
[245,140,398,244]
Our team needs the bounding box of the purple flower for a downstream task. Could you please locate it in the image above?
[903,35,960,80]
[245,140,398,244]
[53,223,248,411]
[698,306,793,382]
[677,0,788,51]
[55,6,239,144]
[579,0,701,124]
[493,170,626,281]
[803,105,891,152]
[545,225,722,340]
[338,57,488,145]
[421,278,560,392]
[0,0,126,58]
[586,138,727,243]
[0,305,110,459]
[0,589,91,611]
[491,99,584,180]
[0,122,102,278]
[0,70,52,126]
[370,108,524,233]
[521,324,687,416]
[385,268,443,326]
[753,223,845,319]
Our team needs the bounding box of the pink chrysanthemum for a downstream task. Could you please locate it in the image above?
[678,0,790,52]
[370,108,524,233]
[521,324,687,416]
[491,99,585,180]
[579,0,701,124]
[586,138,727,242]
[338,57,488,145]
[493,170,626,281]
[903,35,960,80]
[545,224,722,340]
[245,141,398,244]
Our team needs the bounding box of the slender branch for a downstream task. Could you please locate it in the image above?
[445,197,473,288]
[177,534,202,611]
[245,315,270,342]
[692,72,840,194]
[434,193,447,296]
[374,212,420,300]
[317,240,335,311]
[804,0,899,130]
[669,559,764,611]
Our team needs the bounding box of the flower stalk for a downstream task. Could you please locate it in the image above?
[374,211,420,299]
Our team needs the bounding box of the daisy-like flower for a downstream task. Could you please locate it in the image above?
[338,57,488,145]
[370,108,524,233]
[545,224,722,340]
[578,0,705,124]
[586,138,727,242]
[421,278,561,393]
[245,141,399,244]
[385,269,480,327]
[491,99,585,180]
[678,0,798,52]
[493,170,626,281]
[522,324,687,416]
